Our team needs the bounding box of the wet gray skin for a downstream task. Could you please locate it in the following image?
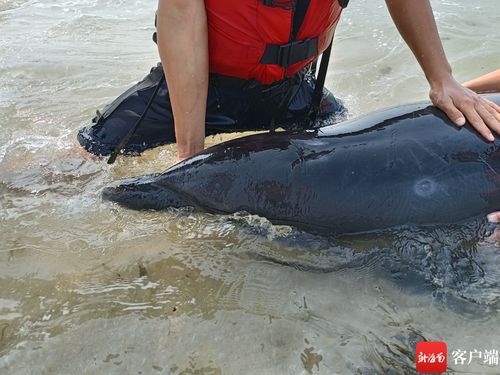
[103,94,500,236]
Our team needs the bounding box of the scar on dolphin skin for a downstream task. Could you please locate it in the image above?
[413,178,438,198]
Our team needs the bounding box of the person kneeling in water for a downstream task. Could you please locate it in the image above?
[78,0,500,163]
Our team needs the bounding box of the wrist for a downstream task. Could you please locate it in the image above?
[426,66,454,88]
[176,140,205,160]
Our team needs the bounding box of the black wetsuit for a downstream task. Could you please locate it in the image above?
[77,63,346,156]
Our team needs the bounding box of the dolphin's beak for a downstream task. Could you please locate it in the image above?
[102,175,191,210]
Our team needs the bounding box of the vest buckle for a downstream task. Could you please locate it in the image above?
[260,38,318,68]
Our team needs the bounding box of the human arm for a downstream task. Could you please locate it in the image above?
[156,0,209,162]
[465,70,500,224]
[385,0,500,141]
[464,70,500,94]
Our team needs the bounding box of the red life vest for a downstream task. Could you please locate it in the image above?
[205,0,347,85]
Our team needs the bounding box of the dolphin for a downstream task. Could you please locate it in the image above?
[102,94,500,235]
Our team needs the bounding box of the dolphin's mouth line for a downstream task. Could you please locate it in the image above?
[155,181,225,214]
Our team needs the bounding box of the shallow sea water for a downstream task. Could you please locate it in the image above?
[1,0,500,374]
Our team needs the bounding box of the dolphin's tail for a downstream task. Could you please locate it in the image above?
[102,174,192,210]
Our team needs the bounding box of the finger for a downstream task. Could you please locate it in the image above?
[459,103,494,141]
[476,102,500,136]
[487,212,500,223]
[437,98,466,126]
[485,227,500,243]
[484,99,500,111]
[484,99,500,122]
[483,101,500,125]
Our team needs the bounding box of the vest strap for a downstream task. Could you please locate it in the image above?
[261,0,293,10]
[260,38,318,68]
[292,0,311,40]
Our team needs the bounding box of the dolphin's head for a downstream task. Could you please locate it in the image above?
[102,173,193,210]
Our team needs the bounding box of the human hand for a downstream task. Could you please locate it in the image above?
[484,212,500,243]
[483,211,500,243]
[429,76,500,141]
[487,212,500,224]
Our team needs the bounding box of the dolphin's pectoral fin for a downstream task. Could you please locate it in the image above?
[102,179,194,210]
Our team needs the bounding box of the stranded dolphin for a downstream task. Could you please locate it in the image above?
[102,94,500,235]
